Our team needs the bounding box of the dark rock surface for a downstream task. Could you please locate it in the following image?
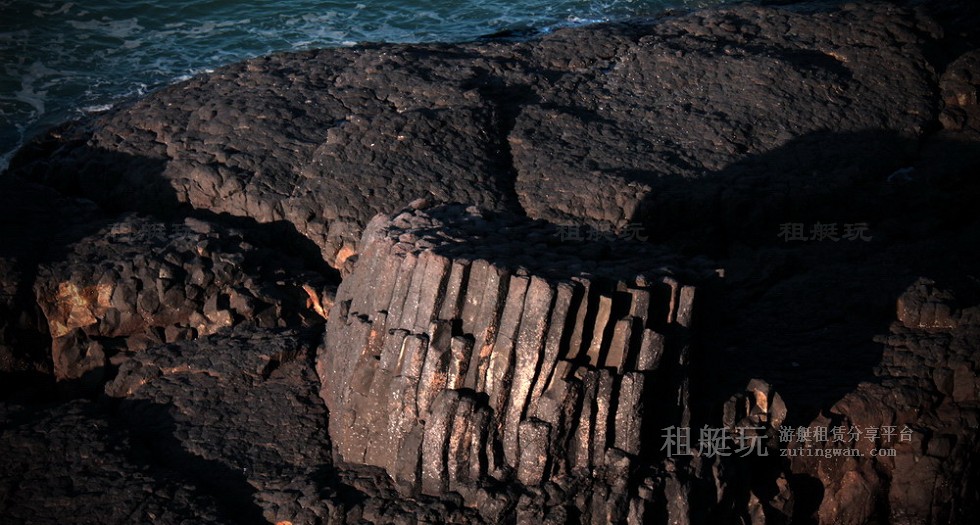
[0,399,234,524]
[1,0,980,523]
[4,2,946,266]
[784,280,980,524]
[34,213,329,389]
[102,326,336,525]
[319,202,703,521]
[0,177,107,395]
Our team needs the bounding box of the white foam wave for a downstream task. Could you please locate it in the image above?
[32,2,74,18]
[67,17,143,39]
[81,103,114,113]
[2,0,730,164]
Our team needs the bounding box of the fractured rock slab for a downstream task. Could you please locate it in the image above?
[33,213,328,385]
[105,326,335,525]
[6,2,942,266]
[318,202,707,501]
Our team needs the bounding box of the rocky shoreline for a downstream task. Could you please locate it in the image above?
[2,1,980,523]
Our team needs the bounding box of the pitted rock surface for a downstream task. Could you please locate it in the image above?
[33,213,330,388]
[6,2,941,266]
[510,2,938,230]
[1,1,980,524]
[319,203,704,522]
[0,400,234,524]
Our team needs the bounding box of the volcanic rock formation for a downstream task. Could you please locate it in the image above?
[2,1,980,524]
[318,202,703,521]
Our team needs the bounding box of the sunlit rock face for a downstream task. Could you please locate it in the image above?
[2,0,980,523]
[318,202,705,517]
[32,214,327,387]
[6,3,938,270]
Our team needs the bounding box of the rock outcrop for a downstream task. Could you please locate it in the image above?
[0,176,107,394]
[8,2,942,266]
[2,0,980,524]
[33,213,329,388]
[318,202,703,521]
[784,280,980,524]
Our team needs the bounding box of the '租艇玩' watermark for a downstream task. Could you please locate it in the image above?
[661,426,769,458]
[556,223,649,242]
[777,222,872,242]
[661,424,912,458]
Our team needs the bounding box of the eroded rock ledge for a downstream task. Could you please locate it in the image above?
[2,0,980,524]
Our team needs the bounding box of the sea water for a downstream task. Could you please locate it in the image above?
[0,0,731,170]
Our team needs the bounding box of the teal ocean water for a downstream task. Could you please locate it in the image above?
[0,0,730,170]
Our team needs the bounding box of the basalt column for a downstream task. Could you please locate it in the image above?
[317,202,702,510]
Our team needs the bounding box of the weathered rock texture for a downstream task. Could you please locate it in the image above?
[939,50,980,134]
[6,2,943,267]
[102,325,497,525]
[779,279,980,524]
[103,327,335,525]
[1,0,980,523]
[33,213,329,388]
[0,176,107,393]
[318,202,702,519]
[0,399,234,524]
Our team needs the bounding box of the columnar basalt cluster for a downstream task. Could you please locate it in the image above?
[318,202,706,517]
[32,214,329,388]
[2,1,980,523]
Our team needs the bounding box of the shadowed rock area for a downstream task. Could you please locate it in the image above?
[7,2,946,266]
[34,213,330,389]
[2,0,980,523]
